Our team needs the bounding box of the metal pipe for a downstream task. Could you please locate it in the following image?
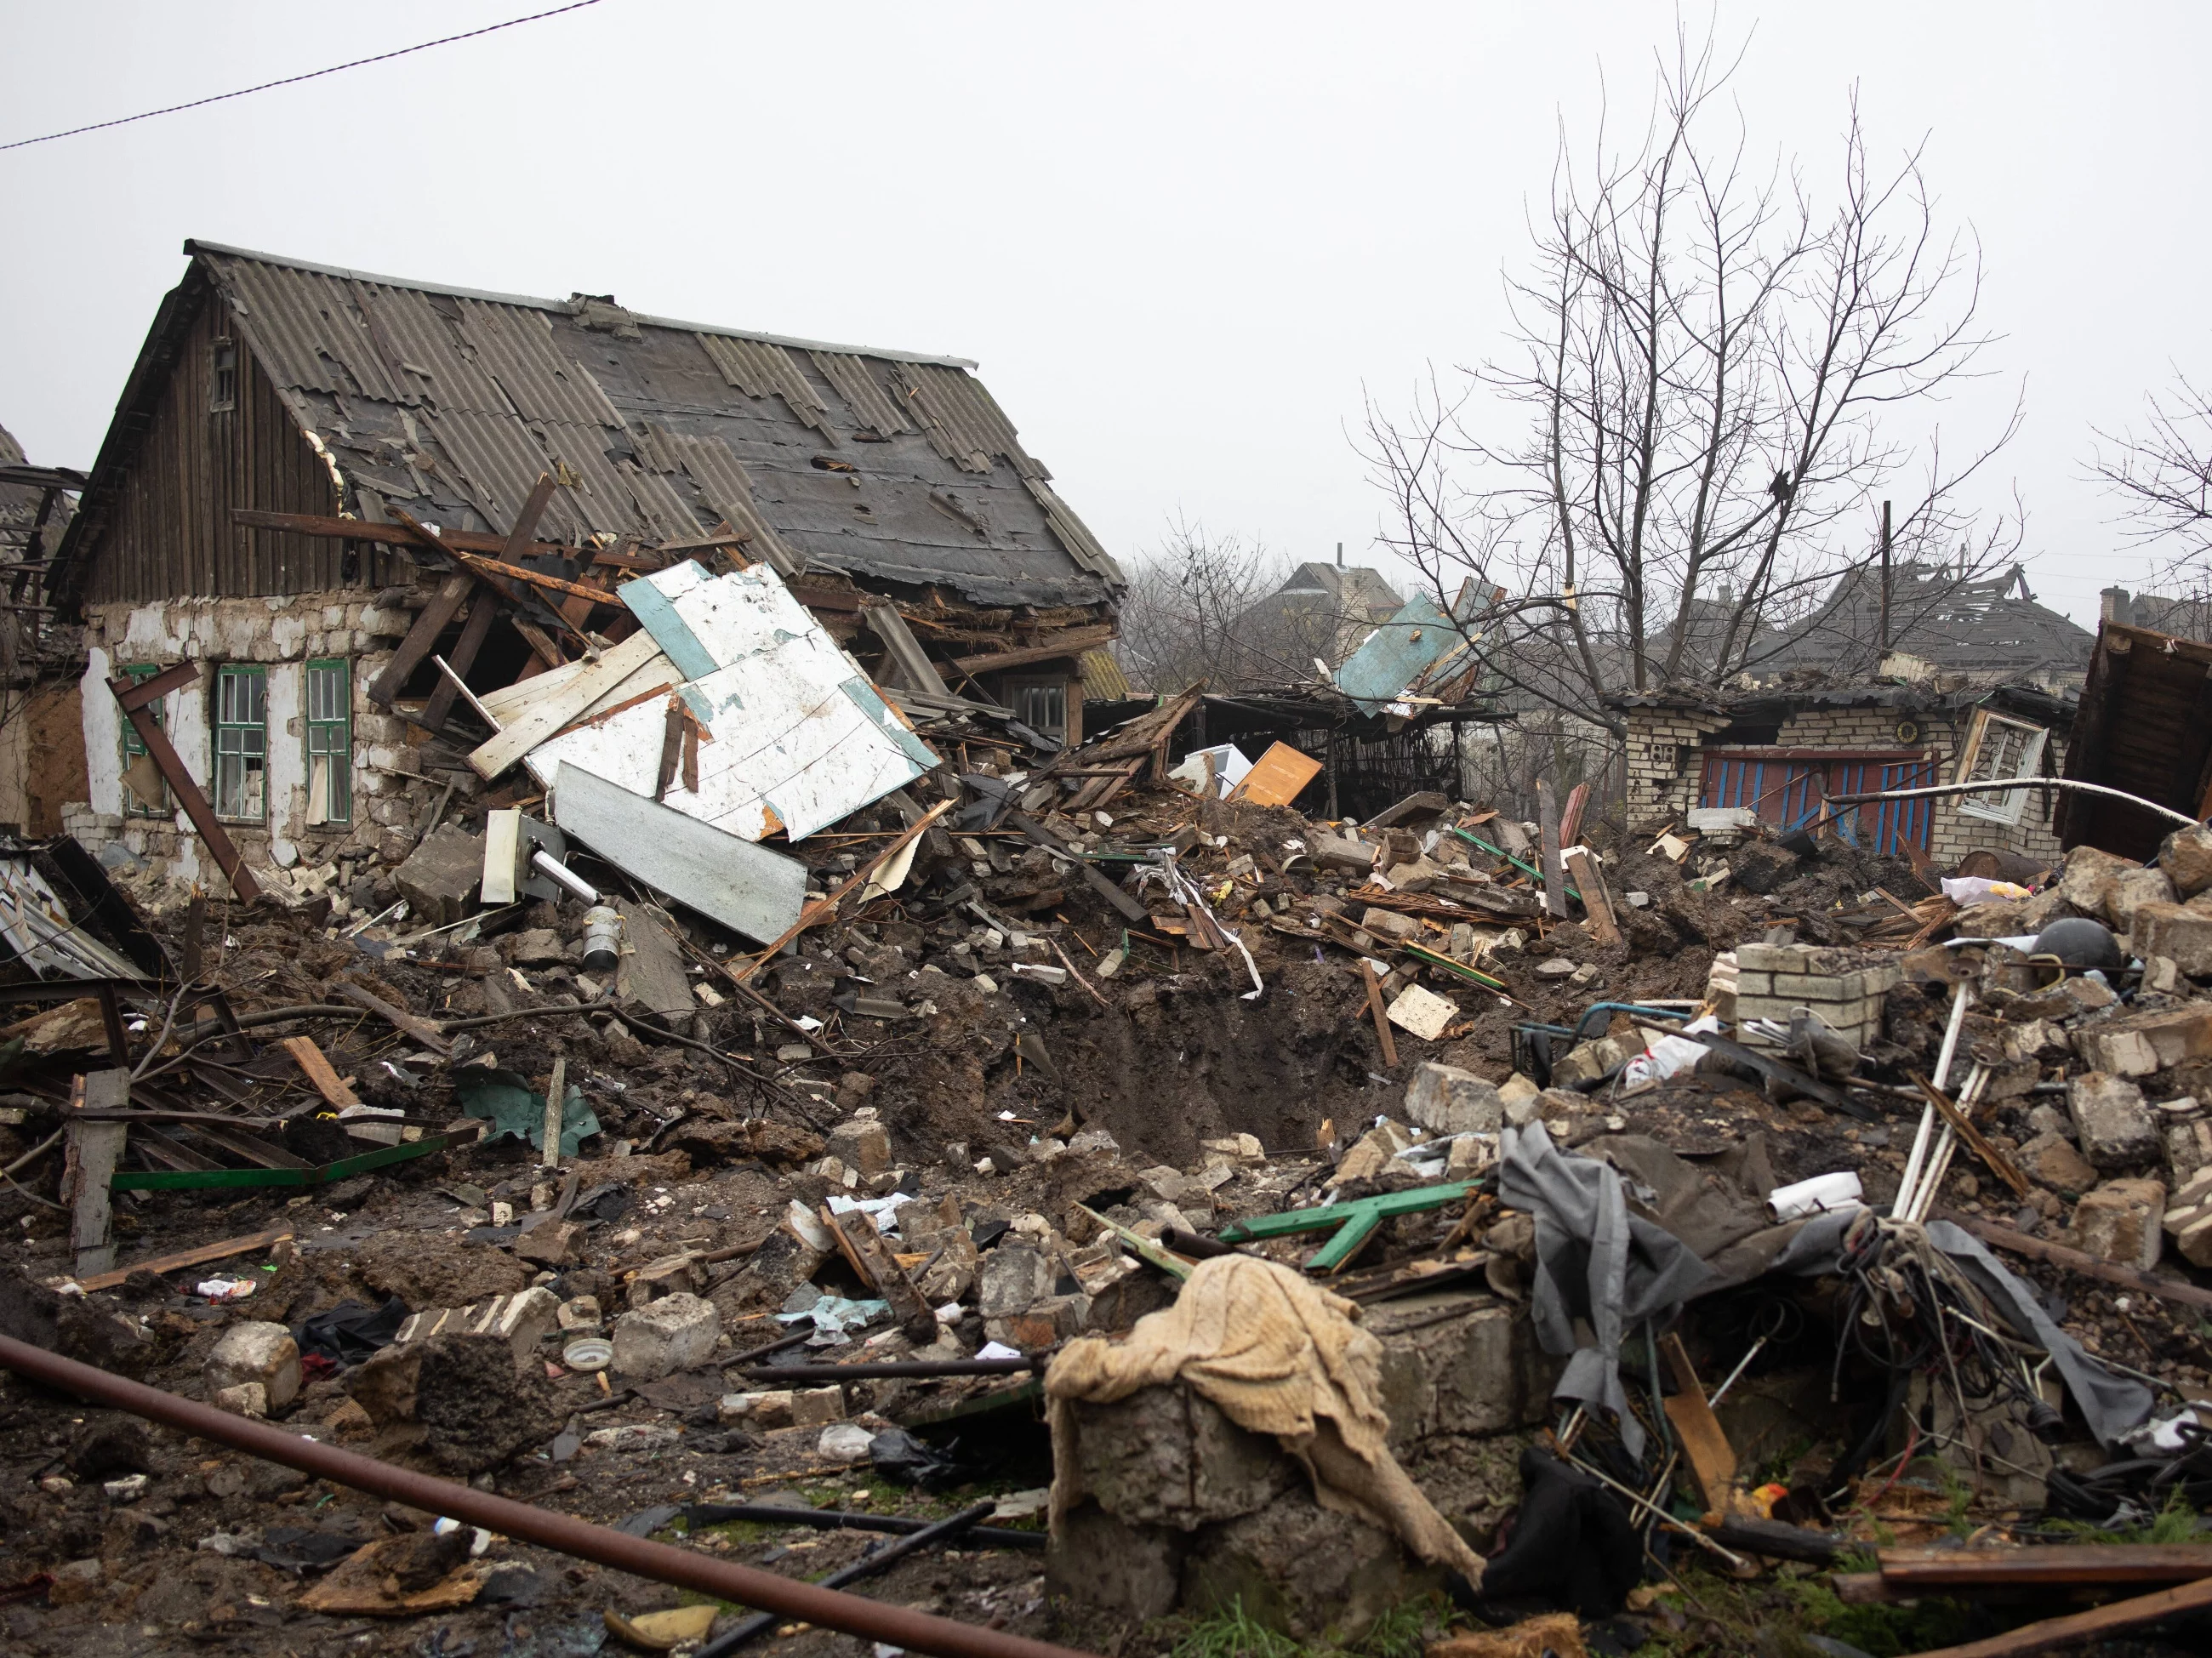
[683,1501,1045,1551]
[737,1358,1035,1381]
[1817,777,2198,830]
[533,850,600,904]
[697,1501,995,1657]
[0,1334,1093,1658]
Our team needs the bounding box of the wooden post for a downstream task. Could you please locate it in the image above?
[63,1070,129,1278]
[1561,846,1620,946]
[1359,960,1399,1068]
[541,1057,567,1167]
[1536,779,1569,919]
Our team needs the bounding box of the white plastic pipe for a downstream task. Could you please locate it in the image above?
[1767,1171,1864,1222]
[532,849,599,904]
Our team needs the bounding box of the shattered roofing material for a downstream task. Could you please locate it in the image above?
[64,240,1122,610]
[529,560,936,842]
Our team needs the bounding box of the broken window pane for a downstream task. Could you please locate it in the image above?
[214,664,267,822]
[305,658,351,824]
[1956,711,2048,826]
[119,663,168,817]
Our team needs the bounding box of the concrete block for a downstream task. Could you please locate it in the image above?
[1402,1063,1503,1135]
[2131,902,2212,977]
[1062,1384,1299,1530]
[790,1385,844,1426]
[1311,834,1376,873]
[1047,1503,1184,1622]
[2069,1072,2161,1170]
[1357,907,1421,943]
[392,823,483,926]
[2163,1169,2212,1268]
[2070,1178,2167,1270]
[610,1292,721,1381]
[206,1321,301,1410]
[826,1117,892,1176]
[396,1287,559,1369]
[2018,1131,2099,1195]
[977,1243,1054,1319]
[2159,822,2212,900]
[718,1389,796,1427]
[2077,1005,2212,1079]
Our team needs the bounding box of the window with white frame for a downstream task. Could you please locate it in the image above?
[1953,709,2049,825]
[213,664,267,822]
[305,658,351,825]
[1004,677,1068,743]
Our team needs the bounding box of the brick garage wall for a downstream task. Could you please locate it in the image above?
[1622,707,1731,829]
[1628,700,2070,864]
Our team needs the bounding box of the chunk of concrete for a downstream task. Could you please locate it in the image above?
[2076,1004,2212,1079]
[2017,1131,2099,1195]
[718,1389,795,1428]
[790,1384,844,1426]
[2131,902,2212,978]
[207,1321,301,1410]
[2070,1178,2167,1270]
[1311,834,1377,873]
[1403,1063,1503,1135]
[396,1287,559,1369]
[825,1117,891,1177]
[2163,1169,2212,1268]
[610,1292,721,1381]
[2160,823,2212,900]
[1357,907,1421,943]
[1547,1036,1628,1091]
[2067,1072,2160,1168]
[503,927,566,967]
[978,1243,1054,1319]
[1063,1384,1299,1530]
[391,823,485,928]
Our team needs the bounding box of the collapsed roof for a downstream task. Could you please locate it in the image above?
[54,241,1123,613]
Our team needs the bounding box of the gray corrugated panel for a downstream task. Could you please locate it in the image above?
[1023,476,1125,585]
[186,241,980,367]
[888,364,990,472]
[353,283,508,414]
[899,363,1045,479]
[531,420,645,538]
[208,254,407,403]
[694,335,833,438]
[457,299,624,430]
[808,351,912,437]
[616,459,706,544]
[664,432,801,575]
[630,421,683,474]
[425,407,592,542]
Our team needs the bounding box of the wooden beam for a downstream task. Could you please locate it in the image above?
[115,660,200,712]
[64,1071,129,1278]
[1902,1574,2212,1658]
[424,475,562,730]
[370,572,474,708]
[1536,778,1569,919]
[1561,846,1620,945]
[1956,1214,2212,1312]
[231,507,579,562]
[949,624,1115,676]
[332,978,451,1057]
[1359,960,1399,1068]
[68,1225,295,1294]
[107,671,261,903]
[467,626,668,779]
[281,1036,359,1108]
[1657,1333,1736,1516]
[1878,1541,2212,1588]
[447,545,620,607]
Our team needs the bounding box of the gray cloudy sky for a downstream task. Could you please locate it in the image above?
[4,2,2207,627]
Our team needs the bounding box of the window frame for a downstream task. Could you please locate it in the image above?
[1953,709,2050,826]
[118,663,169,818]
[209,336,238,413]
[1001,675,1070,744]
[303,657,352,826]
[212,663,269,823]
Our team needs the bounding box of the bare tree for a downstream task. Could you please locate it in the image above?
[1361,26,2021,738]
[1116,521,1372,693]
[2092,371,2212,584]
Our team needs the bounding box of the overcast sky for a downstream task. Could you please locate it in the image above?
[5,2,2208,628]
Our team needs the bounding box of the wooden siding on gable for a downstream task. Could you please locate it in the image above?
[83,290,395,605]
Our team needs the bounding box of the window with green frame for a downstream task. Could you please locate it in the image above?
[212,664,267,822]
[305,658,351,825]
[119,663,168,816]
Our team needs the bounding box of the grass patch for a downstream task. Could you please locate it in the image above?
[2042,1487,2205,1546]
[1166,1593,1443,1658]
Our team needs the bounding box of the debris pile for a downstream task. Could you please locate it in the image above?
[14,559,2212,1656]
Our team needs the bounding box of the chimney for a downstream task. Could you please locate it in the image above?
[2102,586,2132,626]
[1336,542,1343,568]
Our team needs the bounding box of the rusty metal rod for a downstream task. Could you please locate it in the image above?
[736,1358,1035,1381]
[683,1501,1045,1551]
[0,1334,1092,1658]
[698,1501,995,1657]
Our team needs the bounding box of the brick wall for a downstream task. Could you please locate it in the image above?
[1624,700,2069,866]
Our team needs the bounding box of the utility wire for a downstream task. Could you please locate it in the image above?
[0,1,606,152]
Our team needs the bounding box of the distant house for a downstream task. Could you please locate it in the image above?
[47,241,1123,892]
[1753,562,2093,694]
[2101,585,2212,645]
[0,424,86,835]
[1226,557,1403,682]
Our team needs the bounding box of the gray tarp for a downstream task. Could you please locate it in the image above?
[1499,1122,2154,1455]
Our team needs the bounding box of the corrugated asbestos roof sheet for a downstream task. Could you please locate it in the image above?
[172,241,1123,608]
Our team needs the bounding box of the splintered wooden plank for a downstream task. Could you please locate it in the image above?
[1536,778,1569,919]
[281,1036,360,1108]
[65,1071,129,1277]
[1657,1333,1736,1516]
[613,899,694,1023]
[332,978,452,1057]
[1561,846,1620,945]
[468,628,670,779]
[371,573,474,707]
[69,1225,295,1293]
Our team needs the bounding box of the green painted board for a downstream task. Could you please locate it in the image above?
[1216,1180,1478,1273]
[110,1133,457,1191]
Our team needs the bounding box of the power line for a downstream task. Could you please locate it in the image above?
[0,1,606,153]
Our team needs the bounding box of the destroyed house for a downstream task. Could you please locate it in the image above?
[1612,678,2075,863]
[45,241,1124,891]
[0,424,86,837]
